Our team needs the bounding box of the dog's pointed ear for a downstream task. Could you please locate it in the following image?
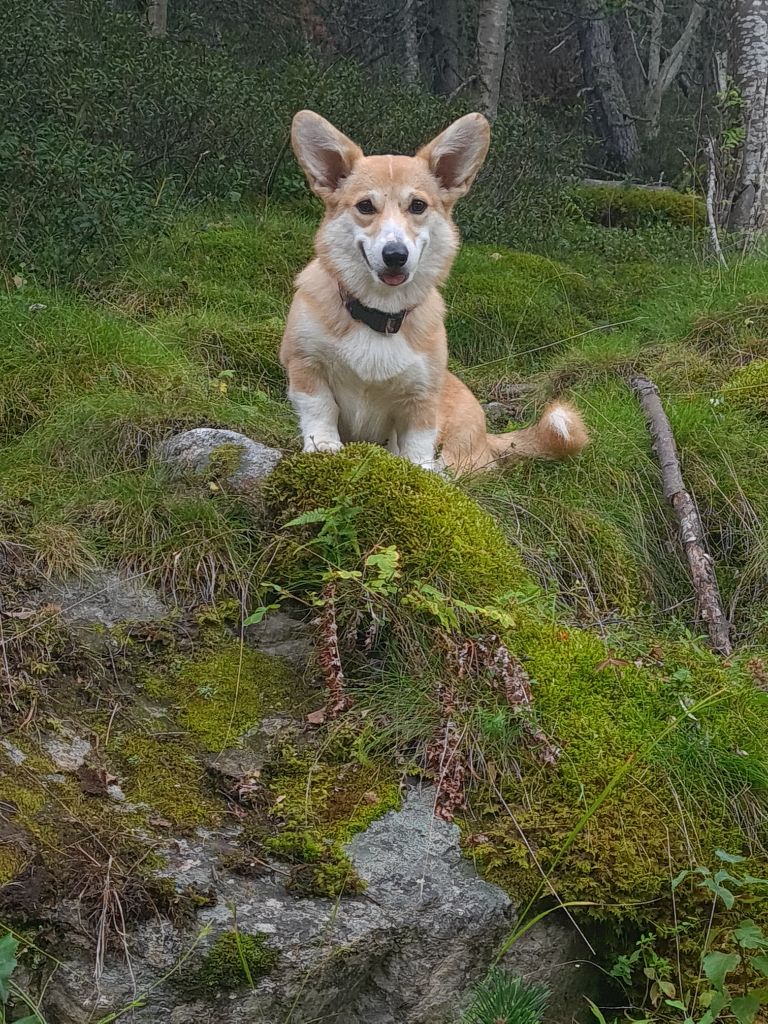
[291,111,363,198]
[417,113,490,202]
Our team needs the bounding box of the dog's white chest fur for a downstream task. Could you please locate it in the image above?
[297,312,431,445]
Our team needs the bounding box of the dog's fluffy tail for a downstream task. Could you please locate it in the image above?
[486,401,589,464]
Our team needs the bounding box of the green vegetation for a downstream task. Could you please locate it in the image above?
[190,930,278,992]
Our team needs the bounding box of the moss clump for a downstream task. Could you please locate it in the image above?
[444,247,596,368]
[0,847,26,885]
[265,830,365,898]
[192,930,278,991]
[114,735,219,828]
[143,646,300,751]
[725,358,768,414]
[569,184,704,229]
[263,444,530,605]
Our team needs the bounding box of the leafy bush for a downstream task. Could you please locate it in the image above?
[0,0,580,279]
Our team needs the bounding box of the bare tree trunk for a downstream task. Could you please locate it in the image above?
[401,0,421,85]
[644,0,707,137]
[476,0,510,120]
[146,0,167,37]
[727,0,768,240]
[577,0,640,170]
[431,0,461,95]
[500,4,523,106]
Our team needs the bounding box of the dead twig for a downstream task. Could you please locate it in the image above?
[630,375,732,656]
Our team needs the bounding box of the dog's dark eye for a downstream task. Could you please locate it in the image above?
[356,199,376,215]
[409,198,428,215]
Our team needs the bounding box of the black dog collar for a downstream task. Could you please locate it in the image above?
[340,289,410,335]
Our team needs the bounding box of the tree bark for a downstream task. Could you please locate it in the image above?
[644,0,707,137]
[500,3,523,106]
[146,0,167,37]
[630,376,732,657]
[577,0,640,170]
[401,0,421,86]
[431,0,461,95]
[727,0,768,240]
[476,0,510,120]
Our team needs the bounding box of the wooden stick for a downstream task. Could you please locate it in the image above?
[705,138,728,269]
[630,375,732,656]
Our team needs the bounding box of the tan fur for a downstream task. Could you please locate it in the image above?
[281,110,589,476]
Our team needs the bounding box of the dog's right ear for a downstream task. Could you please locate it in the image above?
[291,111,363,198]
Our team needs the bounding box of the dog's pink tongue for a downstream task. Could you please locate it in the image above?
[381,271,407,286]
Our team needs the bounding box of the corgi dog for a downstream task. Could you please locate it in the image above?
[280,110,588,475]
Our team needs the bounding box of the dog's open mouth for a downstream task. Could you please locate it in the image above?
[379,271,408,287]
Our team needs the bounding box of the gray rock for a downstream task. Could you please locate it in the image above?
[35,570,166,631]
[41,731,91,772]
[28,788,599,1024]
[245,609,312,669]
[159,428,282,492]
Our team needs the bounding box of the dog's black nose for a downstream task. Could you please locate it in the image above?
[382,242,408,268]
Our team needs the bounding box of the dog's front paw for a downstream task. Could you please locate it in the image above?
[304,438,344,454]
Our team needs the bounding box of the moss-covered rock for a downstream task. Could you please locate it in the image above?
[142,646,301,751]
[263,444,531,604]
[569,184,705,229]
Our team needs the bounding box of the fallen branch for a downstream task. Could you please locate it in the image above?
[630,375,732,656]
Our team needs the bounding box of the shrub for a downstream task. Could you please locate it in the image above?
[0,0,581,280]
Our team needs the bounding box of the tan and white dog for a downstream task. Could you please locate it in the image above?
[280,110,588,475]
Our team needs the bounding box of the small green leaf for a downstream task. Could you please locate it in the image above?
[665,999,687,1010]
[0,932,19,1002]
[703,951,740,990]
[716,849,747,864]
[700,877,736,909]
[283,507,334,528]
[731,993,762,1024]
[242,603,279,627]
[672,869,690,890]
[734,921,768,950]
[584,998,607,1024]
[700,989,731,1024]
[750,955,768,977]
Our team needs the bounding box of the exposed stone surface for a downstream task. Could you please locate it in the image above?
[29,788,598,1024]
[245,608,312,669]
[35,570,167,630]
[159,428,282,492]
[41,731,91,772]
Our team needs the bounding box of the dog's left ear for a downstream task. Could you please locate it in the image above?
[417,113,490,203]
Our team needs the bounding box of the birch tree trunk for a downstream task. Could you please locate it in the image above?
[146,0,167,37]
[577,0,640,170]
[727,0,768,240]
[476,0,510,120]
[401,0,421,86]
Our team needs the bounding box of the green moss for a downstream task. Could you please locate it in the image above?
[265,830,365,898]
[263,444,530,605]
[444,246,596,369]
[725,358,768,414]
[569,184,705,229]
[192,930,278,992]
[114,734,219,828]
[0,846,26,885]
[144,646,300,751]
